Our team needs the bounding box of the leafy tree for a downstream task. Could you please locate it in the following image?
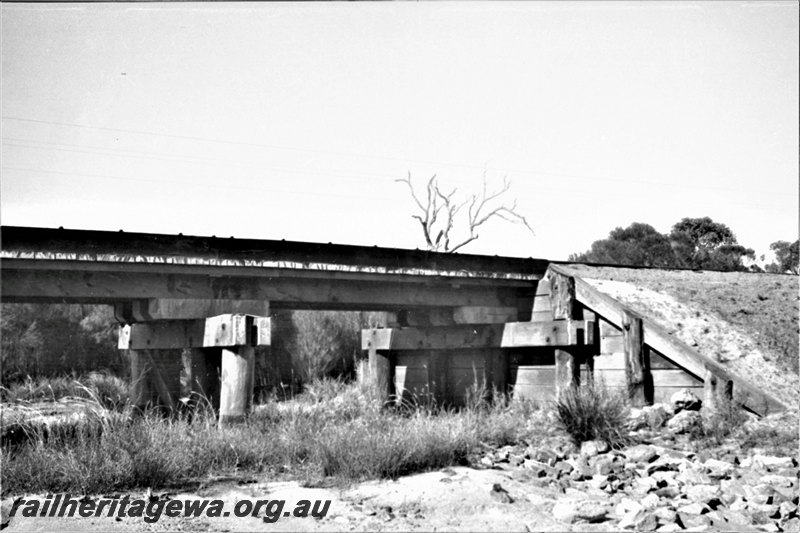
[570,217,755,272]
[569,222,677,267]
[0,304,122,382]
[668,217,754,271]
[766,240,800,274]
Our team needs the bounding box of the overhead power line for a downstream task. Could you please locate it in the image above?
[2,166,791,212]
[0,166,398,202]
[2,115,467,167]
[1,114,759,192]
[1,137,401,185]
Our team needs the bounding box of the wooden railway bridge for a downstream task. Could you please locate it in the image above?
[0,226,783,423]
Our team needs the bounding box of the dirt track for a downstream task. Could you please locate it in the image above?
[3,466,568,532]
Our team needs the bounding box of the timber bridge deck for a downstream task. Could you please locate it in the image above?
[0,226,783,423]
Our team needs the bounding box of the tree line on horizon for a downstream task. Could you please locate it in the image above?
[568,216,799,274]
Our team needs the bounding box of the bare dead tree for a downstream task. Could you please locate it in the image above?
[395,172,534,253]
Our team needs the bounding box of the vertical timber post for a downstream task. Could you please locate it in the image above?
[125,347,181,412]
[549,271,582,400]
[129,350,151,411]
[219,346,255,426]
[427,352,449,405]
[145,350,178,411]
[703,365,733,417]
[555,350,581,400]
[366,329,391,404]
[485,349,507,401]
[622,309,650,406]
[184,348,221,410]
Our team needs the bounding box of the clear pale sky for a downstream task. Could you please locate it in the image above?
[2,1,798,261]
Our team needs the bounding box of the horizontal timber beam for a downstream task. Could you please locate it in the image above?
[1,265,527,309]
[119,314,270,350]
[361,321,594,351]
[502,320,595,348]
[388,306,520,327]
[548,264,785,414]
[1,257,541,287]
[114,298,270,322]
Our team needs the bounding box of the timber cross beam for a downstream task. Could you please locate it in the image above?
[360,321,595,352]
[118,314,271,350]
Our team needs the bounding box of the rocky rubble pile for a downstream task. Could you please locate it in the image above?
[477,390,799,532]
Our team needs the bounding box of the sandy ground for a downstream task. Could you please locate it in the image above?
[3,466,572,532]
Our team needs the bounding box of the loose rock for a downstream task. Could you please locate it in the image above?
[619,509,658,531]
[624,444,659,464]
[666,410,703,434]
[593,456,617,476]
[614,498,644,518]
[653,506,678,524]
[678,502,709,515]
[490,483,513,504]
[628,403,672,430]
[677,512,712,529]
[703,458,735,479]
[782,517,800,532]
[744,455,795,471]
[581,440,610,457]
[670,389,702,413]
[640,493,660,510]
[685,483,720,504]
[552,500,609,524]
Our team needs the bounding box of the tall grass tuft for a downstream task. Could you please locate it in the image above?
[314,410,474,480]
[554,381,632,448]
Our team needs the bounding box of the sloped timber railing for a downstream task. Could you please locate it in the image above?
[548,264,786,416]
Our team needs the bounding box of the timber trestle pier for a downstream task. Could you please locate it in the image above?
[0,226,783,424]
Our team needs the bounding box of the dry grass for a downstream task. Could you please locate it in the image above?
[690,401,800,457]
[553,380,633,449]
[0,372,129,410]
[1,377,546,496]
